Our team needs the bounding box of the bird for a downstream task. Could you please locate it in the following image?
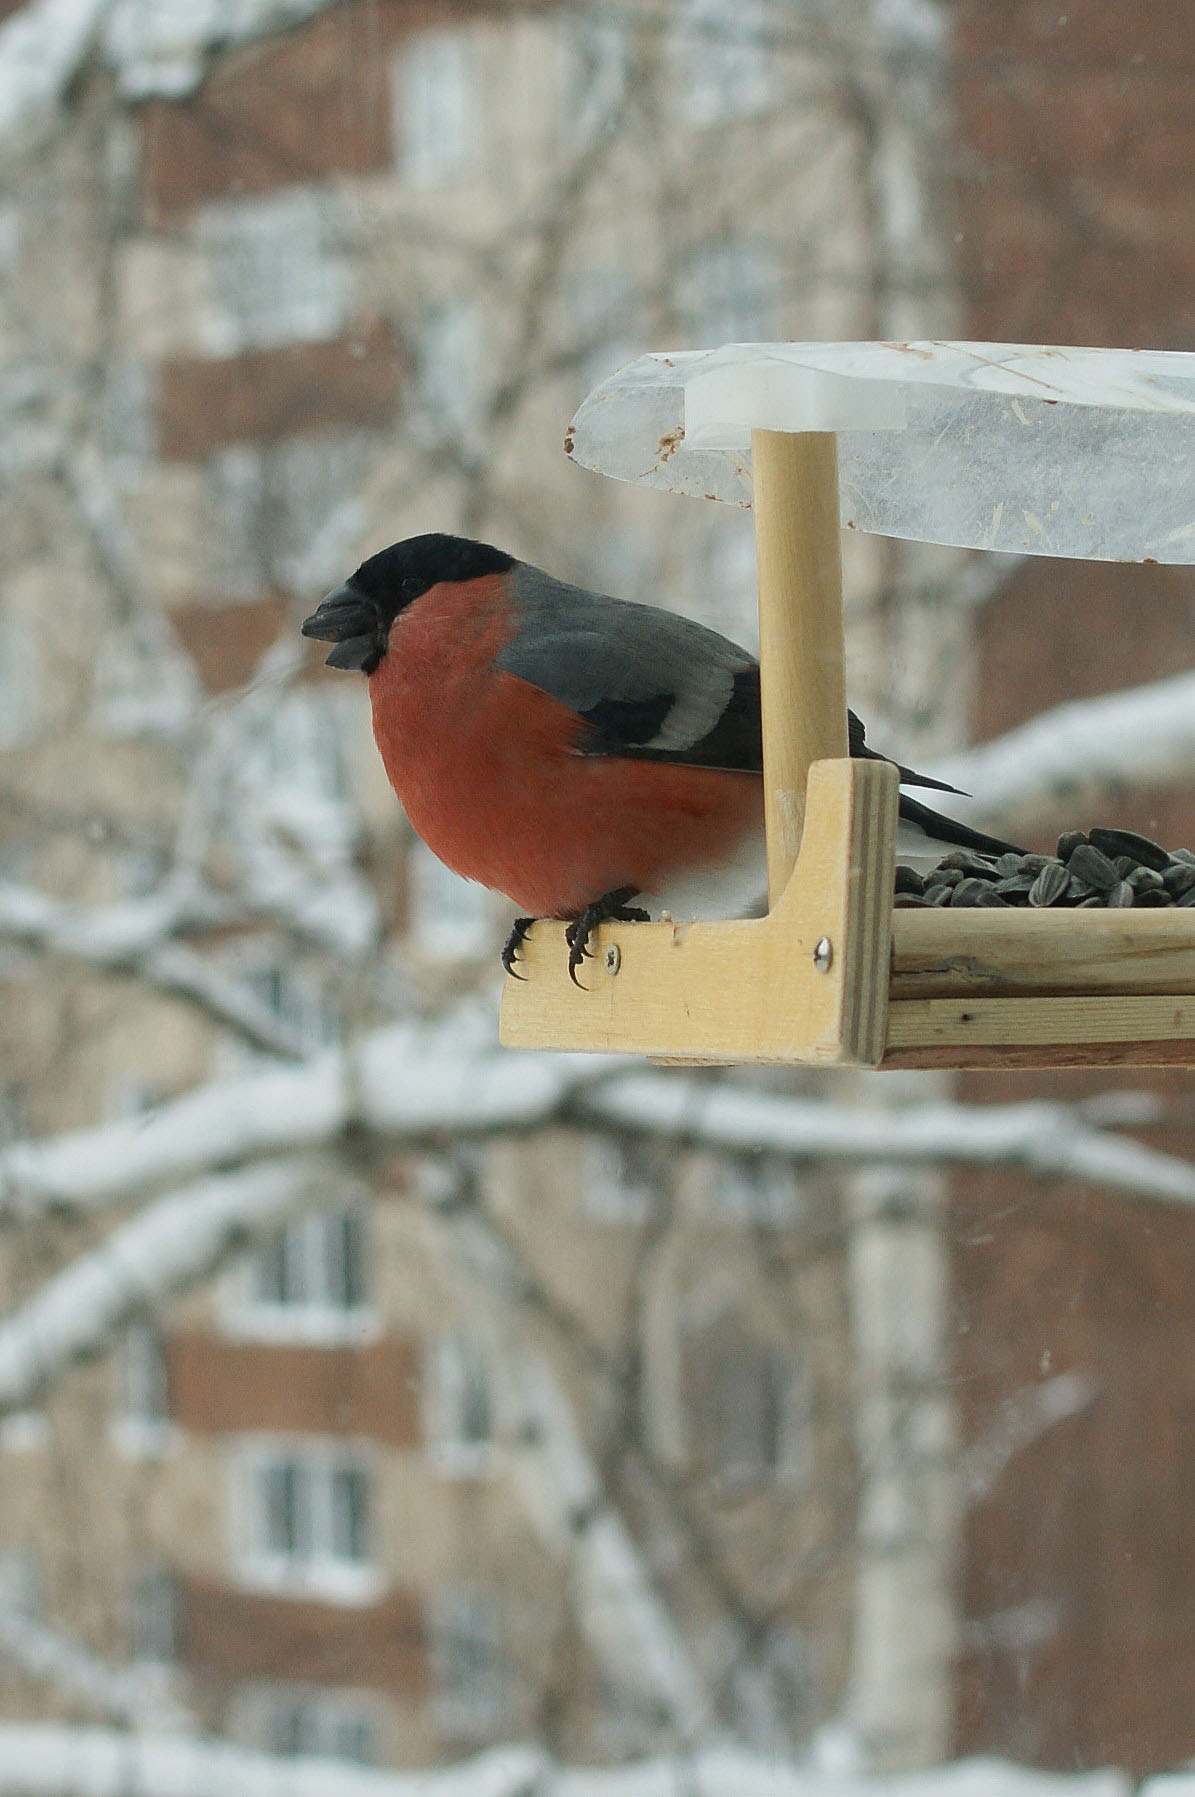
[301,532,1023,981]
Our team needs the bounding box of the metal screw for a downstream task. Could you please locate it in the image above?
[812,936,833,973]
[604,943,621,975]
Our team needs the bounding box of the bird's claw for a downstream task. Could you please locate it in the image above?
[501,916,535,978]
[565,888,650,986]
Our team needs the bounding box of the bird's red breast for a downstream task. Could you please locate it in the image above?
[367,574,762,918]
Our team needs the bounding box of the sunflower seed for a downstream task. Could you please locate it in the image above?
[1088,827,1171,872]
[1128,866,1165,892]
[950,877,1005,906]
[894,865,925,895]
[1056,830,1088,861]
[1066,843,1119,892]
[924,883,953,906]
[1163,863,1195,897]
[1171,848,1195,867]
[1107,880,1135,907]
[1029,862,1070,906]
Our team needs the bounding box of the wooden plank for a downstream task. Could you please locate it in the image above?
[891,907,1195,999]
[885,993,1195,1051]
[751,429,847,906]
[499,758,897,1066]
[883,1039,1195,1070]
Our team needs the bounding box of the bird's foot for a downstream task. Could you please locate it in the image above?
[564,887,650,986]
[501,916,535,978]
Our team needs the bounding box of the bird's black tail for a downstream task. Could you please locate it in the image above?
[897,793,1026,860]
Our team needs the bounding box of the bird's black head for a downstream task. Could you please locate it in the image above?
[300,533,516,674]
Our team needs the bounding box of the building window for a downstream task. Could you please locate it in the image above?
[426,1332,495,1476]
[406,840,493,961]
[214,945,339,1076]
[244,959,337,1051]
[0,1411,49,1453]
[682,238,774,348]
[239,687,353,817]
[254,1684,377,1764]
[709,1154,800,1225]
[200,188,349,356]
[268,435,370,596]
[692,516,759,648]
[206,434,369,600]
[100,358,154,488]
[0,1547,41,1618]
[559,11,628,146]
[671,0,770,127]
[581,1133,657,1225]
[566,266,636,396]
[395,30,478,187]
[113,1319,175,1460]
[412,299,481,447]
[729,1621,811,1749]
[684,1312,812,1493]
[237,1440,378,1604]
[92,615,197,739]
[232,1204,373,1343]
[128,1562,177,1665]
[431,1588,503,1739]
[0,203,20,281]
[0,611,39,748]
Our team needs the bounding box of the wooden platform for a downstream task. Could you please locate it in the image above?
[499,756,1195,1070]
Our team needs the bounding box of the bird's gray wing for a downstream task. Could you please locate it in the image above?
[496,561,963,791]
[496,564,762,770]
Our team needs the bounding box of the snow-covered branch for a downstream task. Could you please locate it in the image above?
[0,1157,338,1412]
[576,1076,1194,1210]
[0,0,112,150]
[936,668,1195,836]
[0,1603,188,1732]
[0,1012,620,1215]
[1,1013,1190,1221]
[0,1728,1132,1797]
[0,0,343,151]
[961,1372,1097,1503]
[0,882,314,1059]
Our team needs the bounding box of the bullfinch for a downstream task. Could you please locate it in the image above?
[301,533,1021,980]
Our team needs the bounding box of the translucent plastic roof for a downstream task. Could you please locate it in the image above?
[565,342,1195,563]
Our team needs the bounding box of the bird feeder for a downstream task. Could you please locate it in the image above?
[500,341,1195,1069]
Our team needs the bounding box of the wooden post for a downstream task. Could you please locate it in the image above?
[751,429,848,908]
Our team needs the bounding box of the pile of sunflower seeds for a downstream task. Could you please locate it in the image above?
[896,828,1195,909]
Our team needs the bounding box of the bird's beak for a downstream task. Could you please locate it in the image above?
[301,581,382,673]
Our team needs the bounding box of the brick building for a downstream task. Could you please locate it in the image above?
[5,0,1192,1779]
[949,1,1195,1775]
[0,0,913,1771]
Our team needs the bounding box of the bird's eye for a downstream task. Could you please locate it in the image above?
[401,575,420,598]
